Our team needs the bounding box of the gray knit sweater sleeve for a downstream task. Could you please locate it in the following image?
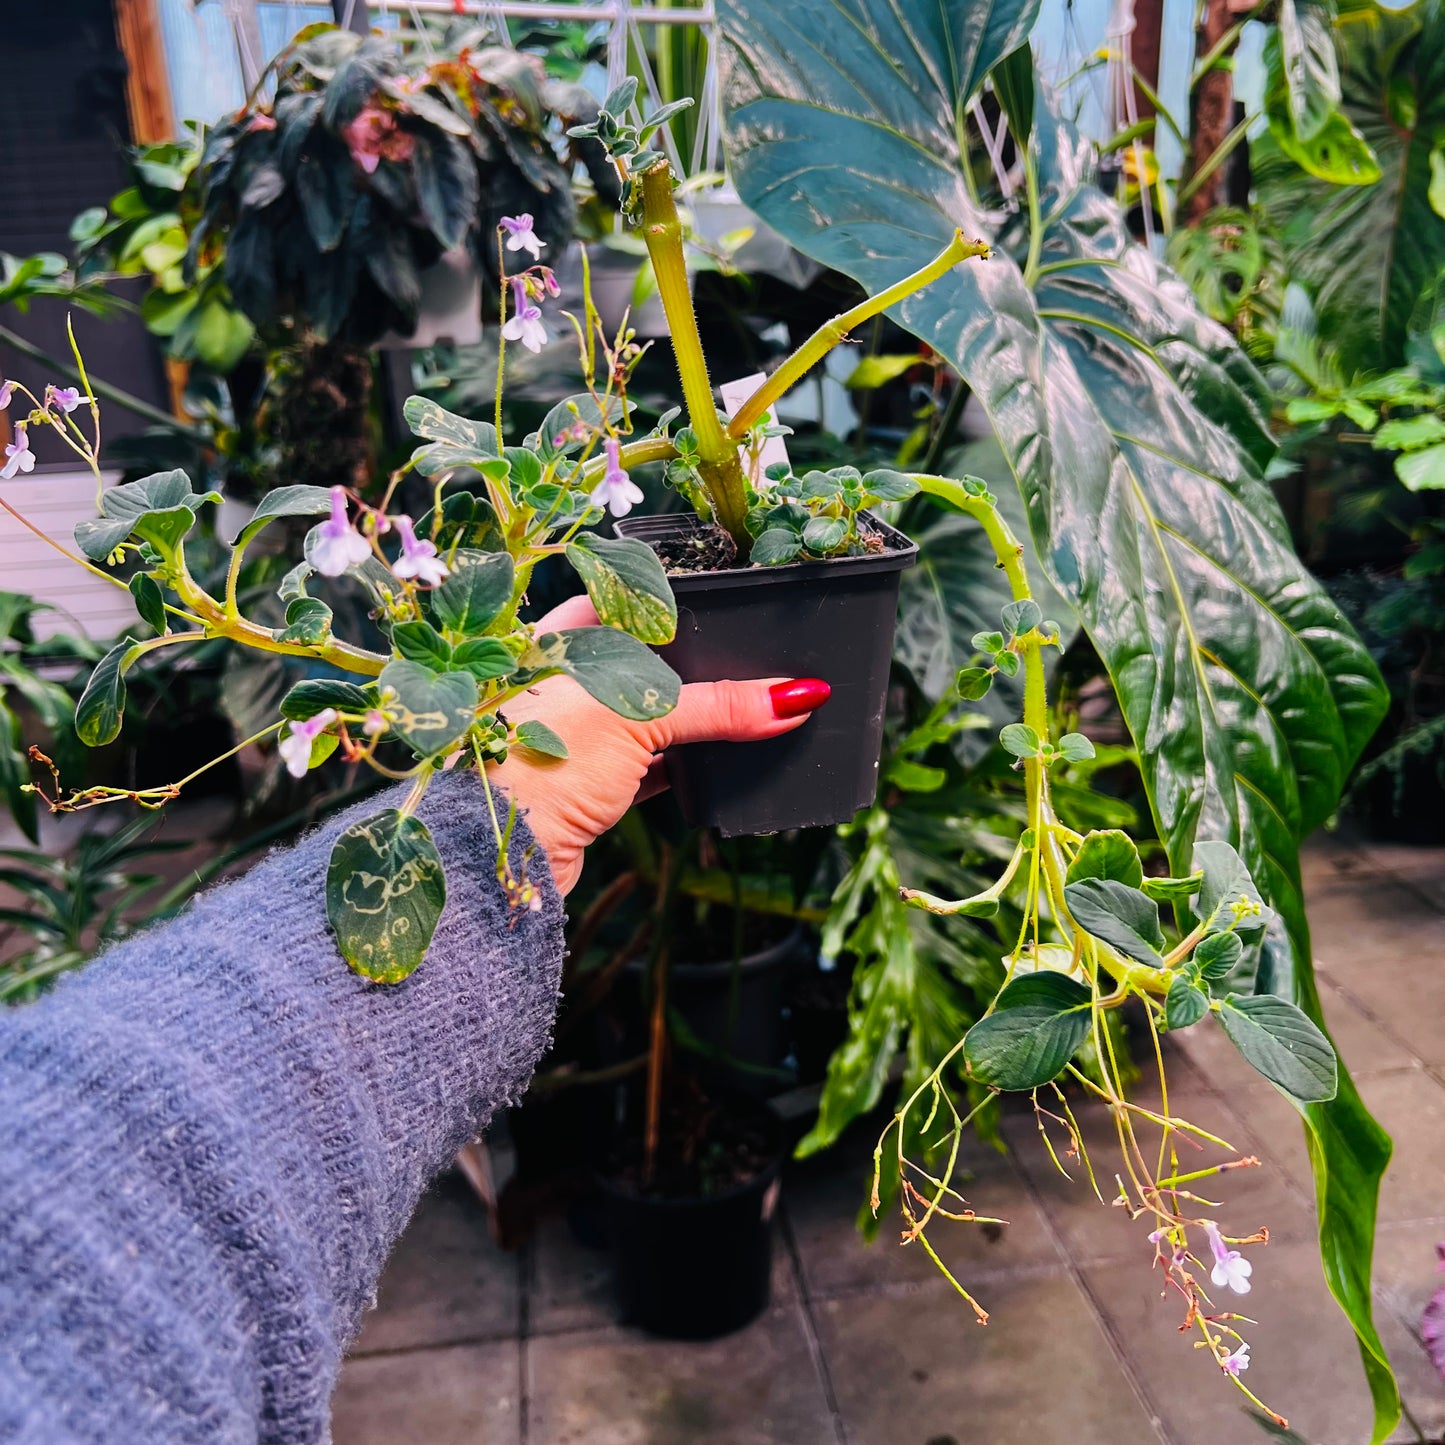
[0,769,565,1445]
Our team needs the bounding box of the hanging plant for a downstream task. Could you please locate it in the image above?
[193,24,578,348]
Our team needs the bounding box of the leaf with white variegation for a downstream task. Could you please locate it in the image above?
[326,809,446,983]
[565,534,677,644]
[523,628,679,721]
[403,395,499,474]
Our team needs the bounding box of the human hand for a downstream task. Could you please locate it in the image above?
[487,596,830,894]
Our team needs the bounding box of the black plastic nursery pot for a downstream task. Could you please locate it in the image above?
[614,512,918,836]
[598,1099,785,1339]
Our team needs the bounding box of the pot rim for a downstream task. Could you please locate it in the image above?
[615,509,918,591]
[596,1105,786,1210]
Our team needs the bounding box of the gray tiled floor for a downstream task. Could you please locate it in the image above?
[333,835,1445,1444]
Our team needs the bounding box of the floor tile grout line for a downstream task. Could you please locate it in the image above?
[1315,970,1444,1093]
[1357,857,1445,919]
[1164,1044,1319,1213]
[779,1201,851,1445]
[1003,1145,1183,1445]
[348,1329,525,1360]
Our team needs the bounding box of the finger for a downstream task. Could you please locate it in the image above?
[533,594,600,633]
[644,677,831,750]
[632,755,669,805]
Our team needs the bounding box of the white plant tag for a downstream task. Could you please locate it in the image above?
[719,372,792,484]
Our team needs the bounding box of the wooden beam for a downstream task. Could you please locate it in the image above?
[1130,0,1164,121]
[113,0,175,144]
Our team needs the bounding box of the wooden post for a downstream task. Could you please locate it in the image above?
[1131,0,1164,121]
[112,0,175,144]
[113,1,190,419]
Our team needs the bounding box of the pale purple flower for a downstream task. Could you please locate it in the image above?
[278,708,337,779]
[391,515,448,586]
[310,486,373,576]
[538,266,561,298]
[589,437,644,517]
[1,425,34,479]
[0,380,14,410]
[1422,1243,1445,1382]
[362,708,387,738]
[502,277,547,354]
[1204,1221,1252,1295]
[47,385,82,414]
[1220,1341,1251,1376]
[499,213,544,260]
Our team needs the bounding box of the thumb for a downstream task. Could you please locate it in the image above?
[642,677,831,750]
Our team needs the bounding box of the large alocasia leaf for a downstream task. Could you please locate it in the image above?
[1256,0,1445,371]
[719,1,1396,1433]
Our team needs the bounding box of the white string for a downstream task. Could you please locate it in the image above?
[406,1,439,56]
[481,3,513,45]
[969,95,1016,202]
[606,0,628,91]
[223,0,266,89]
[625,13,684,172]
[1104,0,1154,246]
[187,0,226,116]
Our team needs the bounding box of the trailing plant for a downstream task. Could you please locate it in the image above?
[0,44,1393,1430]
[884,491,1341,1425]
[0,174,981,985]
[194,25,579,349]
[715,0,1396,1433]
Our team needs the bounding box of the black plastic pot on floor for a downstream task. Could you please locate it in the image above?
[614,512,917,837]
[598,1097,785,1339]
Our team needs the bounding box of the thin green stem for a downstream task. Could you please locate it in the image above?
[1176,114,1252,209]
[0,323,203,439]
[636,162,751,548]
[398,765,433,819]
[574,434,679,488]
[727,232,990,439]
[1023,145,1045,288]
[170,718,284,791]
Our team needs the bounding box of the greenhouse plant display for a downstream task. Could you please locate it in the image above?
[0,9,1397,1431]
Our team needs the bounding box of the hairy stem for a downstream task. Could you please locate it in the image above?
[636,162,751,549]
[728,233,989,439]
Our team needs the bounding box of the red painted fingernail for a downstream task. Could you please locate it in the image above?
[770,677,831,718]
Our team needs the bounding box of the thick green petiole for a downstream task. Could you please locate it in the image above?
[727,233,991,439]
[637,163,751,549]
